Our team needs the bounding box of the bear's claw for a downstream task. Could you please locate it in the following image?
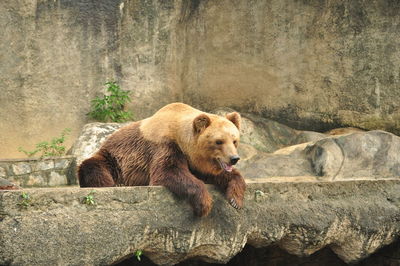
[229,198,240,209]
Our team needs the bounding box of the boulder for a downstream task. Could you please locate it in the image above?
[289,130,328,146]
[68,123,126,165]
[307,130,400,180]
[214,108,309,152]
[1,180,399,265]
[238,130,400,181]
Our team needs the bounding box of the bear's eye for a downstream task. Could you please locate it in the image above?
[216,140,224,145]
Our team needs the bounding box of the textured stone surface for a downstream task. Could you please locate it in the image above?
[0,157,77,187]
[238,130,400,181]
[307,130,400,180]
[180,0,400,134]
[11,163,32,175]
[54,159,71,169]
[48,171,68,186]
[118,242,400,266]
[0,180,399,265]
[36,160,54,171]
[68,122,125,165]
[26,173,46,187]
[2,0,400,158]
[214,108,302,153]
[0,167,6,178]
[0,0,181,158]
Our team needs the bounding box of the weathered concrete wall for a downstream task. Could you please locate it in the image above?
[180,0,400,131]
[2,0,400,158]
[0,0,182,158]
[1,180,399,265]
[0,156,76,187]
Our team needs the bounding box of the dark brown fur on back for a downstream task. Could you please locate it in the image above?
[79,122,155,186]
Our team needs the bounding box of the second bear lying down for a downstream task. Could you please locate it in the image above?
[78,103,246,217]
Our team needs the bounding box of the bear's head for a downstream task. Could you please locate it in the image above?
[192,112,241,175]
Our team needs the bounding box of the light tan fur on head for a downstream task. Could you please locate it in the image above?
[225,112,241,130]
[193,114,211,134]
[191,113,241,175]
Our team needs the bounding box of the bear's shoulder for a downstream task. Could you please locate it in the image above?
[139,103,202,142]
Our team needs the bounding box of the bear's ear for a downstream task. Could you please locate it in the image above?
[193,114,211,134]
[226,112,241,130]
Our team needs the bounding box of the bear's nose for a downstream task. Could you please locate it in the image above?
[230,155,240,165]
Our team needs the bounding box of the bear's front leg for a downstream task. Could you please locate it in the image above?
[214,169,246,209]
[149,143,213,217]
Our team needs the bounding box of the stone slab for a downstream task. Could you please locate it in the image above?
[1,180,399,265]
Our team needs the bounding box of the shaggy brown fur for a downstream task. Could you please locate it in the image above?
[78,103,246,216]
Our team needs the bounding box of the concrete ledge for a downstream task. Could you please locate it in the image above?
[1,180,399,265]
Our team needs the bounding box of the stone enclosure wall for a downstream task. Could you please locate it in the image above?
[1,0,400,158]
[0,156,77,187]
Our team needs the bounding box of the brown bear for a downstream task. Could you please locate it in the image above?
[78,103,246,216]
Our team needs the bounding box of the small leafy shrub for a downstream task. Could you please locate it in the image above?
[134,250,143,261]
[87,81,133,122]
[18,192,31,208]
[82,190,96,205]
[18,128,71,158]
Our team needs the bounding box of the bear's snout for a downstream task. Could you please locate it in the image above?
[230,155,240,165]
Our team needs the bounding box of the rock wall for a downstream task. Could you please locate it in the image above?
[179,0,400,131]
[2,0,400,158]
[0,0,181,158]
[0,156,77,187]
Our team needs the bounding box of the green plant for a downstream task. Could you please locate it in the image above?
[134,250,143,261]
[87,81,133,122]
[18,192,31,208]
[82,190,96,205]
[18,128,71,158]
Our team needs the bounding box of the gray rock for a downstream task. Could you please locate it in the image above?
[237,143,315,180]
[11,163,31,175]
[0,181,399,265]
[26,173,46,187]
[289,130,328,146]
[325,127,365,135]
[54,158,70,169]
[239,130,400,181]
[308,130,400,180]
[68,123,126,165]
[36,160,54,171]
[214,108,300,152]
[0,166,6,178]
[48,171,68,187]
[1,157,76,188]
